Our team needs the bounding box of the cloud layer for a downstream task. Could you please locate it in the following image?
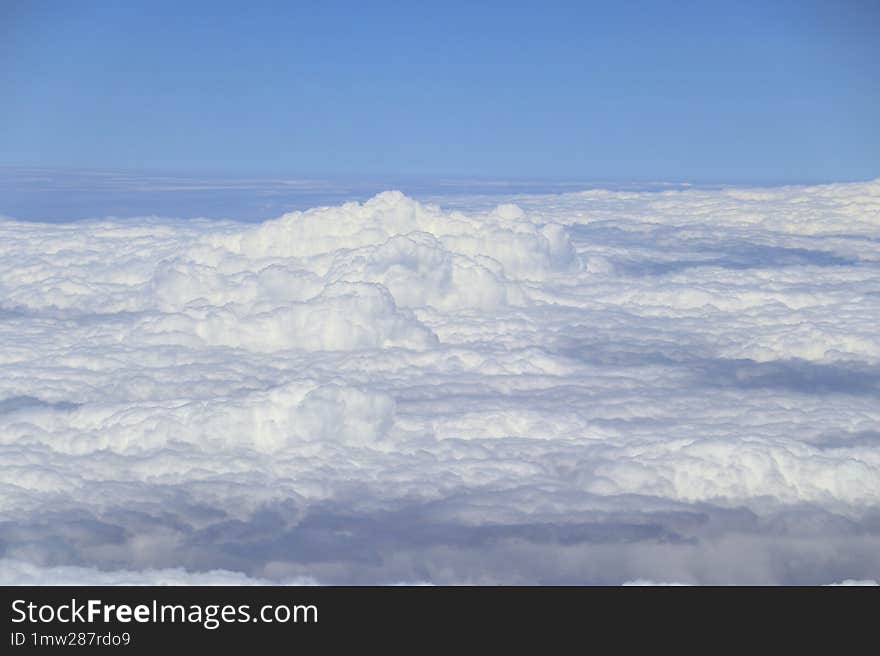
[1,180,879,584]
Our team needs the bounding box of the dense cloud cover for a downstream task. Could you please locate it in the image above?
[1,181,879,584]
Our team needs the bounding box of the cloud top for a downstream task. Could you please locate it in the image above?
[1,181,879,584]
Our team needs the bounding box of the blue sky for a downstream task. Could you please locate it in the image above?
[2,0,878,183]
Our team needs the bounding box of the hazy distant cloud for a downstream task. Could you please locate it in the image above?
[1,180,879,584]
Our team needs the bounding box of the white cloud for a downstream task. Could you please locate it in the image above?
[0,559,318,586]
[1,180,879,584]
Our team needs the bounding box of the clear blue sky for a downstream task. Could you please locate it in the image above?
[2,0,878,183]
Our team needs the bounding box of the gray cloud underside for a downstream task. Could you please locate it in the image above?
[1,181,879,584]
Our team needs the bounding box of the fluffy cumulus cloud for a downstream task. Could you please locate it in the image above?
[1,181,879,584]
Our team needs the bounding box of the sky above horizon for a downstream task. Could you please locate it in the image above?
[2,0,878,184]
